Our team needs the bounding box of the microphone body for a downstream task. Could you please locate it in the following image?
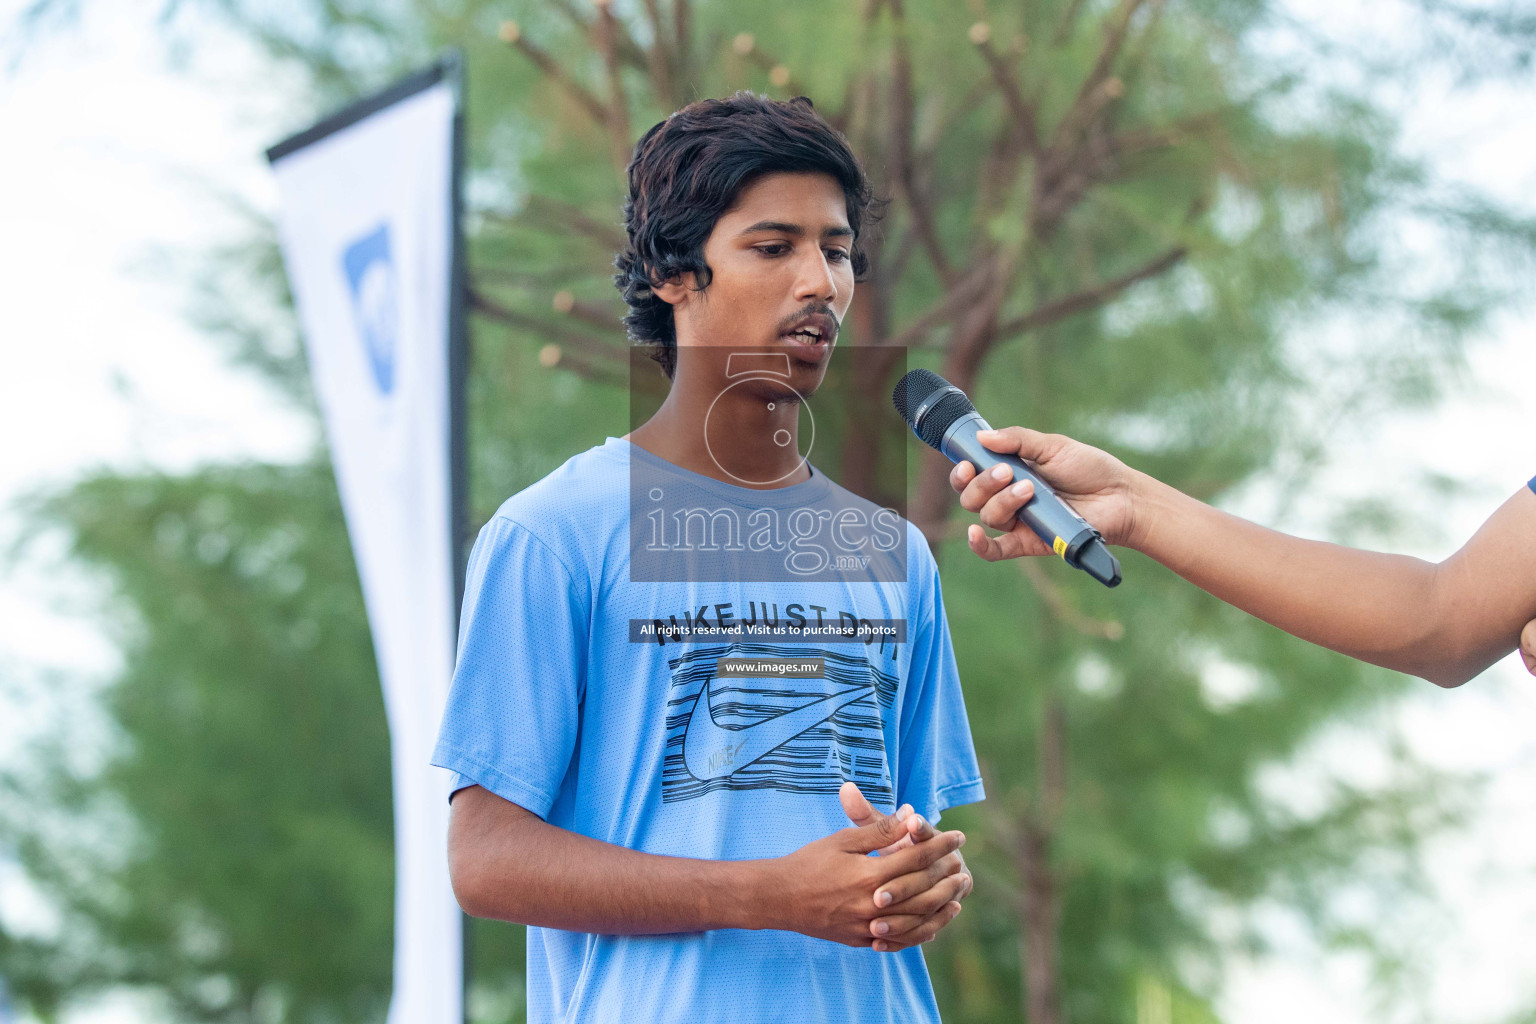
[895,371,1122,588]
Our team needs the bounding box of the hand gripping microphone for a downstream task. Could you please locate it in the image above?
[893,368,1122,588]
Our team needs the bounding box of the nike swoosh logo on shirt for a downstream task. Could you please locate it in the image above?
[682,674,873,782]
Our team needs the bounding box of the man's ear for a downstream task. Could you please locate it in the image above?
[652,273,692,309]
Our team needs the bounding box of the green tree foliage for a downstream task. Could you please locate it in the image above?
[4,466,395,1021]
[5,1,1535,1022]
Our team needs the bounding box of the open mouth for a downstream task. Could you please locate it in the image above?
[778,314,837,361]
[780,332,830,364]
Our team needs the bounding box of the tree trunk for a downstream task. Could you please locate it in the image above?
[1018,818,1063,1024]
[837,270,900,508]
[1019,698,1067,1024]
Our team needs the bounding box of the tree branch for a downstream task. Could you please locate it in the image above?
[550,289,626,334]
[673,0,692,89]
[639,0,676,103]
[469,287,626,370]
[883,223,916,294]
[995,246,1186,340]
[731,33,809,97]
[532,343,628,388]
[548,0,648,71]
[1018,559,1125,640]
[1047,0,1144,155]
[1108,110,1227,162]
[591,0,633,172]
[502,196,627,252]
[1052,0,1092,46]
[1076,0,1144,115]
[888,0,955,284]
[944,246,1017,381]
[1118,0,1171,91]
[468,262,610,288]
[965,27,1036,231]
[831,0,889,135]
[973,34,1042,161]
[499,21,613,131]
[884,262,995,350]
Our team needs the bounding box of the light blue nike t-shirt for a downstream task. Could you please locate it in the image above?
[432,437,985,1024]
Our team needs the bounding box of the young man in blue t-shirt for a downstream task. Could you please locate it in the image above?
[432,94,985,1022]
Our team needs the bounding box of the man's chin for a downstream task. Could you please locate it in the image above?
[786,358,829,393]
[780,369,829,399]
[753,381,811,405]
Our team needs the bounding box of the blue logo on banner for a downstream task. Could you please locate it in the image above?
[341,223,399,395]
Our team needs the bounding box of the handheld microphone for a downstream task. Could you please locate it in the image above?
[893,368,1122,588]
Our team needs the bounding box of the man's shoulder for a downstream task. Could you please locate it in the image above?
[815,474,938,584]
[486,438,630,565]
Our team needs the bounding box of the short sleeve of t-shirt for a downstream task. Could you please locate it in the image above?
[896,540,985,825]
[431,515,589,818]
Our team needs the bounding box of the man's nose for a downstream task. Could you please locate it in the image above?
[793,250,839,304]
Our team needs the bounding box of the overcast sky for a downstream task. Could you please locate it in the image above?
[1,2,1533,1023]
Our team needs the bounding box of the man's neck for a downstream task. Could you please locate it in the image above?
[626,374,811,489]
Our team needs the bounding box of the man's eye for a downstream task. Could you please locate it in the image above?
[756,244,790,256]
[825,249,850,263]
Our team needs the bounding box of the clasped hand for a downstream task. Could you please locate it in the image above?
[772,782,972,952]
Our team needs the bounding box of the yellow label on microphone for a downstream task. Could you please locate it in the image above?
[1052,536,1067,558]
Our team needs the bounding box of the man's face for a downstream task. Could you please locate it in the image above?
[660,171,856,398]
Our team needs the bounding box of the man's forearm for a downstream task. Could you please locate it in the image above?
[450,789,774,934]
[1128,471,1536,686]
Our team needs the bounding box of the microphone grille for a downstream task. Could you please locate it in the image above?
[892,368,947,424]
[892,368,975,451]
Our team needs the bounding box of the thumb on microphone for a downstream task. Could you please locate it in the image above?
[976,426,1062,465]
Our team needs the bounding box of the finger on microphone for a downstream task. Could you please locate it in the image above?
[960,466,1010,514]
[968,523,1052,562]
[980,478,1034,531]
[967,525,1017,563]
[949,461,976,494]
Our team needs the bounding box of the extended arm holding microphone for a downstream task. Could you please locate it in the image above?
[950,426,1536,689]
[895,370,1121,587]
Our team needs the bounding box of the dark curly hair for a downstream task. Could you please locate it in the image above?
[613,93,874,378]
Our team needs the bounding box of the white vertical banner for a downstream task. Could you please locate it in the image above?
[268,57,465,1024]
